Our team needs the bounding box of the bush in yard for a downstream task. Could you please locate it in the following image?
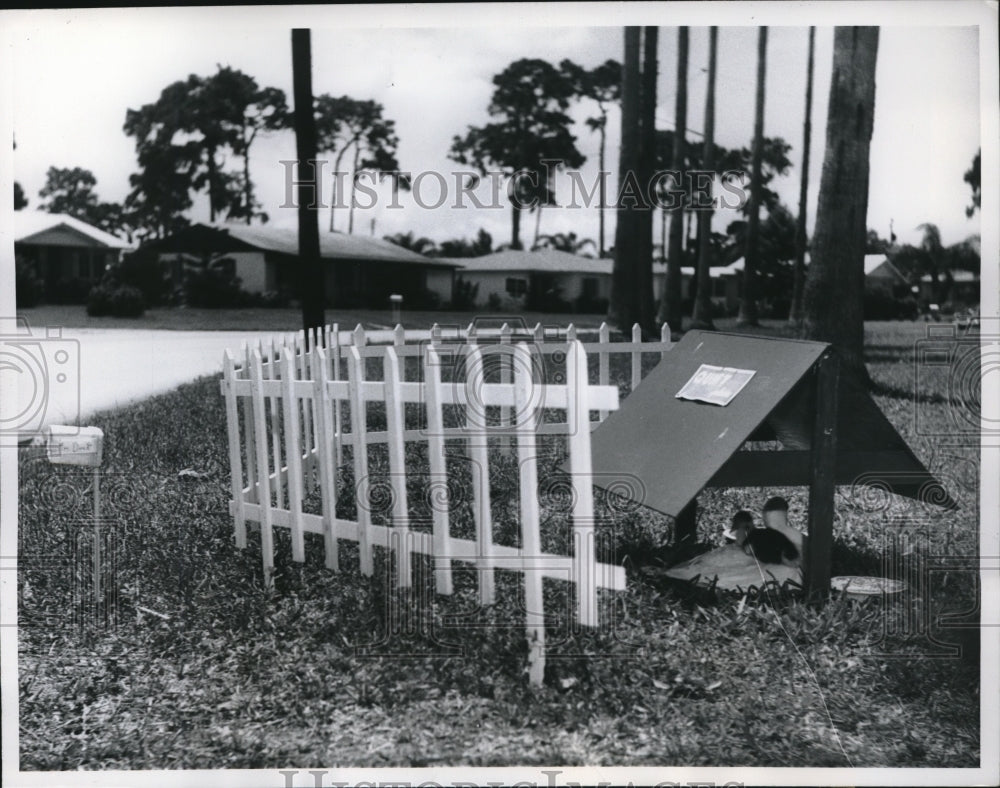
[183,261,247,308]
[87,283,145,317]
[110,250,171,306]
[15,255,44,307]
[451,278,479,310]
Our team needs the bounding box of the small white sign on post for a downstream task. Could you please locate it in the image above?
[46,425,105,618]
[45,425,104,467]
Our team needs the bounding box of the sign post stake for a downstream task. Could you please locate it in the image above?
[804,351,839,600]
[92,466,101,618]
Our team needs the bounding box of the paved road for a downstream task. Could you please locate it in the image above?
[5,328,275,440]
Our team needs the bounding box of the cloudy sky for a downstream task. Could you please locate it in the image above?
[5,3,987,250]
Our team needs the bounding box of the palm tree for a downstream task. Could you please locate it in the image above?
[788,27,816,326]
[691,27,718,330]
[657,26,689,333]
[384,230,438,256]
[737,26,768,327]
[534,231,598,256]
[636,25,659,335]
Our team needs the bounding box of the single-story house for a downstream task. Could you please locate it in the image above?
[455,248,747,314]
[919,269,980,306]
[452,249,615,311]
[14,211,129,302]
[140,223,461,308]
[863,253,909,296]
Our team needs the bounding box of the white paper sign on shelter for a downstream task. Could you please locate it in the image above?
[675,364,756,406]
[46,425,104,467]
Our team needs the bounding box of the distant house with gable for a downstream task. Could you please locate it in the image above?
[141,223,461,308]
[14,211,129,302]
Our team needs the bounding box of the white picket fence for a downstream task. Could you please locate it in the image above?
[220,322,673,684]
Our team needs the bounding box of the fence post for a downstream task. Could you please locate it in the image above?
[631,323,642,393]
[383,346,412,588]
[331,323,344,467]
[295,333,315,491]
[266,338,284,510]
[499,322,513,457]
[281,349,306,563]
[660,322,672,363]
[347,345,373,576]
[424,345,454,595]
[312,344,339,571]
[598,322,610,422]
[242,344,259,505]
[464,344,495,606]
[566,340,598,627]
[222,351,247,549]
[248,350,275,589]
[514,344,546,686]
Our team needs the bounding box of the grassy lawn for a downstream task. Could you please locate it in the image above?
[17,320,980,768]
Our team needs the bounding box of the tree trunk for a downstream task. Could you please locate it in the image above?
[207,148,218,222]
[598,121,606,258]
[636,25,659,336]
[533,202,542,248]
[609,26,642,332]
[801,26,879,378]
[737,26,767,327]
[657,25,688,334]
[690,26,718,330]
[511,202,522,250]
[788,26,816,325]
[292,29,325,336]
[348,144,360,234]
[243,131,253,225]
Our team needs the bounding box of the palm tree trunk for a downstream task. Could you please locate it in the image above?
[598,121,606,258]
[243,132,253,225]
[511,202,522,250]
[609,26,642,332]
[737,26,767,327]
[533,203,543,248]
[636,25,659,336]
[658,25,688,333]
[348,144,360,234]
[291,28,325,335]
[802,26,879,379]
[788,27,816,325]
[691,26,718,330]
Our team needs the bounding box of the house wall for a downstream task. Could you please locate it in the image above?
[426,269,454,304]
[457,272,511,307]
[225,252,269,293]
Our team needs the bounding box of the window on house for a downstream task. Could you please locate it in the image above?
[506,277,527,297]
[581,277,599,299]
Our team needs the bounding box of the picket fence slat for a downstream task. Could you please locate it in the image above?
[384,346,412,588]
[424,345,454,595]
[347,344,374,576]
[222,351,247,549]
[249,350,275,588]
[312,345,339,570]
[465,345,495,606]
[514,343,545,685]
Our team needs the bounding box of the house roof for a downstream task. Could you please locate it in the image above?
[863,254,908,281]
[456,248,611,275]
[142,222,460,267]
[14,211,128,249]
[586,330,954,518]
